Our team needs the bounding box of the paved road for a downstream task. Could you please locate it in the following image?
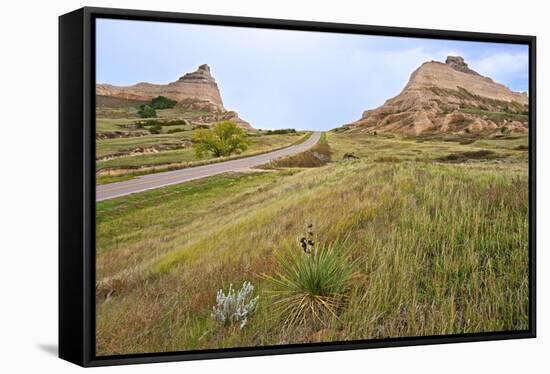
[96,132,322,201]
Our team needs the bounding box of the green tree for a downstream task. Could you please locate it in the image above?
[151,96,177,110]
[138,104,156,118]
[193,121,249,158]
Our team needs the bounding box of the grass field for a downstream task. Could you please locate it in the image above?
[95,99,310,184]
[96,132,307,166]
[95,130,529,355]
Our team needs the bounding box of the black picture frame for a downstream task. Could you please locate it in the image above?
[59,6,537,367]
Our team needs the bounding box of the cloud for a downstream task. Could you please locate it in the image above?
[469,52,528,90]
[97,19,529,130]
[342,46,467,108]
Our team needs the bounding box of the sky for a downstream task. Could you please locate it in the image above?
[96,19,529,131]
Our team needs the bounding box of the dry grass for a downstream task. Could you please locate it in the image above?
[270,133,332,168]
[95,132,529,355]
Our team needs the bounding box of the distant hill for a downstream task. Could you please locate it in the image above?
[96,64,252,129]
[344,56,528,135]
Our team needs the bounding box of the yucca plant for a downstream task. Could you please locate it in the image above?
[265,240,356,328]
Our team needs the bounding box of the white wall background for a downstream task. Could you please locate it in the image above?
[0,0,547,371]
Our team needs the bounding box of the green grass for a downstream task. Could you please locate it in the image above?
[96,133,194,159]
[95,131,529,355]
[327,131,528,164]
[96,132,312,184]
[98,147,196,168]
[95,174,137,185]
[96,118,143,132]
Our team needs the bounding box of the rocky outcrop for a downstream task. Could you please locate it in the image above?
[96,64,252,128]
[444,56,480,76]
[345,56,529,135]
[97,64,225,111]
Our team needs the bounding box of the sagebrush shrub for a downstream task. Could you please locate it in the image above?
[211,281,259,329]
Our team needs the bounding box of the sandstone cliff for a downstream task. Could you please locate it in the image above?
[97,64,252,128]
[346,56,528,135]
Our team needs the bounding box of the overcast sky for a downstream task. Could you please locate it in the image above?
[97,19,529,131]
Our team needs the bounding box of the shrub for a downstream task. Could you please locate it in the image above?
[265,233,356,328]
[437,149,499,163]
[134,119,188,127]
[193,121,249,158]
[166,128,185,134]
[162,119,188,127]
[211,281,259,329]
[151,95,177,110]
[137,104,157,118]
[148,124,162,134]
[265,128,297,135]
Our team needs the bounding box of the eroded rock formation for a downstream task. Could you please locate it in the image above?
[96,64,251,128]
[345,56,528,135]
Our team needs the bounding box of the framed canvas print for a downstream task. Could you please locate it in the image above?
[59,7,536,367]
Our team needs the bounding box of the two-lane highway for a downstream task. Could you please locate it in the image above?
[96,132,322,201]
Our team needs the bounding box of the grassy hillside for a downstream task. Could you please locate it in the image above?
[97,132,307,166]
[95,131,529,355]
[95,98,310,184]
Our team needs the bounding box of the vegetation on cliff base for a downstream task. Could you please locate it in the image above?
[151,95,177,110]
[137,104,156,118]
